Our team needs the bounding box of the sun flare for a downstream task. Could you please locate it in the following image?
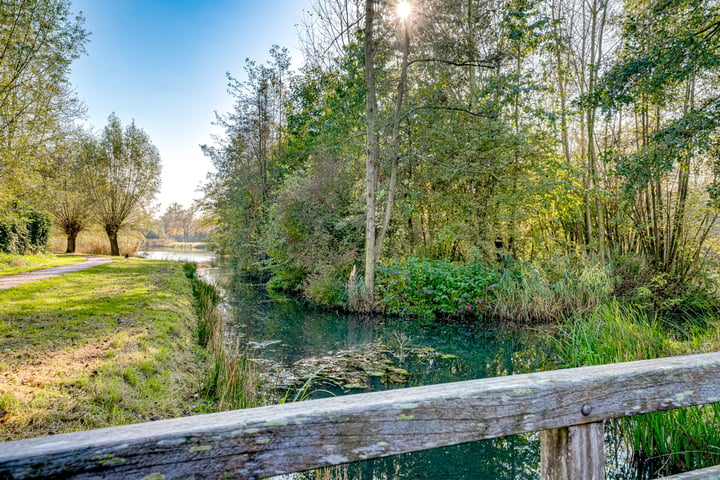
[397,1,412,20]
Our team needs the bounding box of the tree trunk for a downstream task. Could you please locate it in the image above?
[66,230,78,253]
[362,0,379,310]
[105,224,120,256]
[376,20,410,265]
[586,0,607,260]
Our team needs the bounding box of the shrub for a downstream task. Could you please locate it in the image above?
[26,209,51,250]
[302,264,348,308]
[0,213,28,253]
[0,205,51,254]
[376,258,498,320]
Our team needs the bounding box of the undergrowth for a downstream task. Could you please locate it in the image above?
[376,258,497,320]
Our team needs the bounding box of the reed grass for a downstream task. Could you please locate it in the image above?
[48,229,143,256]
[493,256,614,323]
[554,300,720,477]
[183,263,265,411]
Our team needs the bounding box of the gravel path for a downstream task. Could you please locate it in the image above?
[0,256,114,291]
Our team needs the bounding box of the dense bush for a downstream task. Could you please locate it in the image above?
[0,205,51,254]
[376,258,498,320]
[262,158,363,307]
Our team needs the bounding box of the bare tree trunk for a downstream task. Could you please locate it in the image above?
[586,0,608,259]
[105,224,120,256]
[66,229,78,253]
[363,0,379,310]
[376,21,410,265]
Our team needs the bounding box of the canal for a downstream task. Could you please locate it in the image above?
[141,250,637,479]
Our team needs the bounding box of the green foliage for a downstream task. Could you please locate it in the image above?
[302,265,349,308]
[26,209,51,250]
[261,154,363,306]
[594,0,720,110]
[617,104,720,197]
[376,258,498,320]
[0,204,51,254]
[0,0,88,203]
[0,212,28,254]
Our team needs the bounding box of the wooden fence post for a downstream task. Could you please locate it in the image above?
[541,422,604,480]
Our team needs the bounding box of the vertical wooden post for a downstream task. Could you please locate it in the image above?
[541,422,604,480]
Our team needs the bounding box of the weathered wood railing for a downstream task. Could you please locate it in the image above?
[1,352,720,479]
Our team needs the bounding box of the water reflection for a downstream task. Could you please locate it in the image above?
[160,255,637,479]
[223,278,547,480]
[138,249,215,263]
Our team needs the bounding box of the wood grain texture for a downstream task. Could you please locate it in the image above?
[541,427,570,479]
[1,353,719,479]
[540,423,604,480]
[657,466,720,479]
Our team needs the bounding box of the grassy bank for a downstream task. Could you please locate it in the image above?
[182,263,264,411]
[0,257,207,441]
[0,253,85,275]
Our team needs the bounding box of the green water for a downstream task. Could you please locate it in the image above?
[221,277,545,479]
[205,270,636,480]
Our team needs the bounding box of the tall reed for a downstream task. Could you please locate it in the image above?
[554,300,720,477]
[493,256,614,323]
[49,230,143,256]
[184,262,264,410]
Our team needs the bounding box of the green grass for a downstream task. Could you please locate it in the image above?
[554,300,720,476]
[0,253,86,275]
[0,257,207,441]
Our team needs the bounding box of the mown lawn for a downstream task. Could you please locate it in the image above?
[0,253,86,276]
[0,257,207,441]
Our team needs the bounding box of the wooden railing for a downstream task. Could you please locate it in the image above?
[1,353,720,479]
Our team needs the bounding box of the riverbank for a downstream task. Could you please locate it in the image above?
[0,257,209,441]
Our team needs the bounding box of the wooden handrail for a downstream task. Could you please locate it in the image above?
[1,352,719,479]
[657,465,720,479]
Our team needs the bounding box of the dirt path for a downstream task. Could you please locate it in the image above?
[0,256,114,291]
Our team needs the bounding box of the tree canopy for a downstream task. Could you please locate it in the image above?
[81,114,161,256]
[201,0,720,308]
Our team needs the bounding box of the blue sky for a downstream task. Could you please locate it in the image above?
[69,0,308,211]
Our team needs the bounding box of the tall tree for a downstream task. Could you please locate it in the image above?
[594,0,720,278]
[43,136,95,253]
[0,0,87,205]
[362,0,380,308]
[82,114,161,256]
